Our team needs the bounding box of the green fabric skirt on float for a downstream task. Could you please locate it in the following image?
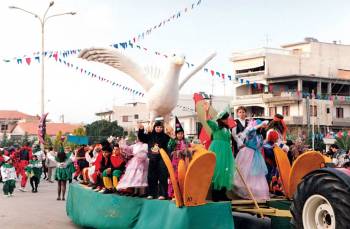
[209,139,235,190]
[66,184,235,229]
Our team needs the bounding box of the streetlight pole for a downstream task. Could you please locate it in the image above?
[9,1,76,150]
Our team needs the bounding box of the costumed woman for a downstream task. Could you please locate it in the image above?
[167,117,191,198]
[117,138,149,196]
[55,147,73,201]
[138,120,170,200]
[233,120,270,200]
[194,93,236,201]
[26,154,43,193]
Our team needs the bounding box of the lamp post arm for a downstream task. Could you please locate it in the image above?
[9,6,43,25]
[44,12,76,23]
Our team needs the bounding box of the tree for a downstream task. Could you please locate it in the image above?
[1,131,8,147]
[73,127,86,136]
[85,120,124,144]
[127,131,137,144]
[44,134,53,149]
[53,131,63,151]
[21,132,29,146]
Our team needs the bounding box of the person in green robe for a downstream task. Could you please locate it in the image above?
[195,94,236,201]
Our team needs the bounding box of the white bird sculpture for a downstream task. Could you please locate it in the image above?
[78,48,216,127]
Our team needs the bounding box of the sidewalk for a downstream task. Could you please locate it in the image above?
[0,179,80,229]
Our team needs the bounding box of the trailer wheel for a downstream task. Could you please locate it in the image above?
[290,172,350,229]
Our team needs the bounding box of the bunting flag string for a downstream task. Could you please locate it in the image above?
[128,0,202,44]
[2,49,80,65]
[2,0,202,63]
[6,50,350,101]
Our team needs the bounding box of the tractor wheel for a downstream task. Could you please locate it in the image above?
[290,172,350,229]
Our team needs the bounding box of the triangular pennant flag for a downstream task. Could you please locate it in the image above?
[113,44,118,49]
[221,73,225,79]
[35,56,40,63]
[204,68,208,72]
[26,57,32,65]
[210,70,215,76]
[53,52,58,61]
[216,72,220,77]
[17,58,22,64]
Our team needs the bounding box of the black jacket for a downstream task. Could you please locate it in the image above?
[138,128,170,154]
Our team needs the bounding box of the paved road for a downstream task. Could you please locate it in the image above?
[0,179,81,229]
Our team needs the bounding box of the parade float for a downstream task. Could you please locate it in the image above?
[65,46,350,228]
[66,91,350,229]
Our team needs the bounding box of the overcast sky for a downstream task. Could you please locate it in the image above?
[1,0,350,124]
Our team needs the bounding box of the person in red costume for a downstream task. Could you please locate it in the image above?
[18,142,33,192]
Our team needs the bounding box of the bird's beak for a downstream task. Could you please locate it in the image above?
[174,56,184,65]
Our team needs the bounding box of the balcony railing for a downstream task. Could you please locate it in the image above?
[332,117,350,127]
[232,48,310,60]
[284,116,304,125]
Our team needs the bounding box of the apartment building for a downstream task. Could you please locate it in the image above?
[231,38,350,135]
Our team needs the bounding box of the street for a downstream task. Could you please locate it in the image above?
[0,179,80,229]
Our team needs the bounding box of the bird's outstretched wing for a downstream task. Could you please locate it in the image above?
[78,48,153,91]
[179,52,216,89]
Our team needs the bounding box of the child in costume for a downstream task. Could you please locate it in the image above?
[55,148,73,200]
[266,114,289,153]
[263,130,284,195]
[117,139,149,196]
[234,120,270,200]
[102,143,126,194]
[167,117,190,198]
[26,154,43,193]
[1,156,16,197]
[138,120,170,200]
[232,106,249,158]
[18,142,33,191]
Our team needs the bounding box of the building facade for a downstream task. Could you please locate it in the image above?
[231,38,350,136]
[107,94,232,136]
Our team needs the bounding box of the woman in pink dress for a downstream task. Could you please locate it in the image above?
[234,120,270,201]
[117,139,149,196]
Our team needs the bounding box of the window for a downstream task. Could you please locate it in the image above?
[134,114,139,120]
[122,116,129,122]
[282,106,290,117]
[269,107,276,117]
[1,124,8,131]
[326,108,330,114]
[336,107,344,118]
[310,105,317,116]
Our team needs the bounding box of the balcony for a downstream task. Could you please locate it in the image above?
[332,118,350,127]
[284,116,304,125]
[232,94,264,106]
[231,47,310,61]
[263,92,302,104]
